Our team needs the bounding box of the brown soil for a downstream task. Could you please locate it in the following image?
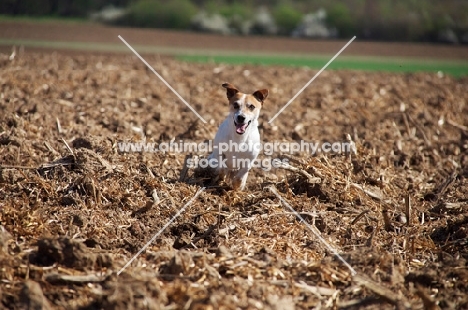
[0,48,467,309]
[1,20,468,59]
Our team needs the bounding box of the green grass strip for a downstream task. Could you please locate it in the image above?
[177,54,468,77]
[0,37,466,77]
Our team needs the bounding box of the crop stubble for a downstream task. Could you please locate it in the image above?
[0,52,467,309]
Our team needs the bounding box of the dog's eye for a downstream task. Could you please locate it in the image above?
[233,103,240,109]
[248,104,255,111]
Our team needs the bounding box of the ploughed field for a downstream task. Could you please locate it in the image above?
[0,51,467,309]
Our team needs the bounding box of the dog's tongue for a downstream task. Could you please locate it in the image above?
[236,123,248,134]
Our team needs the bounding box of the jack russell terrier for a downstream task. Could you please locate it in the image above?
[208,83,268,190]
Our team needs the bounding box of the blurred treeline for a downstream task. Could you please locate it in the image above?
[1,0,467,43]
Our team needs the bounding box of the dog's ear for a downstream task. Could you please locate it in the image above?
[252,89,268,104]
[222,83,239,99]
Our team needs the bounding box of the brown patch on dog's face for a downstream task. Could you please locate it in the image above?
[222,83,269,135]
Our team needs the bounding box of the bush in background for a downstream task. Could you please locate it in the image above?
[218,2,252,21]
[220,3,254,35]
[326,3,356,38]
[273,3,302,35]
[250,7,278,35]
[0,0,52,16]
[1,0,467,43]
[118,0,197,29]
[0,0,131,17]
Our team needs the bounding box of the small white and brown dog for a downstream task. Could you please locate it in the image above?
[208,83,268,190]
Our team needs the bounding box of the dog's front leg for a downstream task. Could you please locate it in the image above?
[207,151,227,184]
[231,168,250,191]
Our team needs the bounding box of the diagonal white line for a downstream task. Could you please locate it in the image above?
[118,35,207,123]
[268,36,356,124]
[268,186,357,276]
[117,187,205,276]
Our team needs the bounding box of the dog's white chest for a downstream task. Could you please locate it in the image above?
[211,117,260,170]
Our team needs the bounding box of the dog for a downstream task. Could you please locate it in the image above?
[208,83,268,190]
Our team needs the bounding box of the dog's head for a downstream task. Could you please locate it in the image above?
[222,83,268,135]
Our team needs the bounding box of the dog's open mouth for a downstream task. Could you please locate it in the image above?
[234,120,251,135]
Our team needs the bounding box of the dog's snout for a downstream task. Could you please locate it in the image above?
[236,115,246,124]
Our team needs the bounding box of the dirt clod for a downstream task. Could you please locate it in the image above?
[32,237,112,270]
